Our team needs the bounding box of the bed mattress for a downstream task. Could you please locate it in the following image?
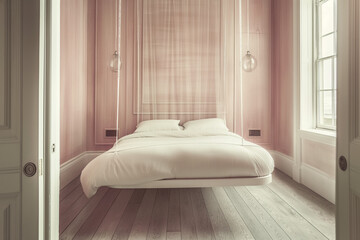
[80,130,274,198]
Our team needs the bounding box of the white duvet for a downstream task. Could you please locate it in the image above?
[80,130,274,198]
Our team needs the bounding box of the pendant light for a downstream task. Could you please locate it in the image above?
[110,0,121,72]
[242,0,257,72]
[110,50,120,72]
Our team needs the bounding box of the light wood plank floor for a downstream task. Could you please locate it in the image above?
[60,170,335,240]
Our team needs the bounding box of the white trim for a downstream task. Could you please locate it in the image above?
[293,0,301,183]
[45,0,60,239]
[301,163,336,204]
[270,150,335,203]
[269,150,294,178]
[294,0,337,206]
[315,0,338,130]
[60,151,103,189]
[38,0,46,238]
[299,129,336,146]
[300,0,315,130]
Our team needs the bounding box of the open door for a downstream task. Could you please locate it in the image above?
[337,0,360,239]
[44,0,60,239]
[0,0,46,239]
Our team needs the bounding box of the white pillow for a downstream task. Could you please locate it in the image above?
[183,118,229,132]
[135,119,181,133]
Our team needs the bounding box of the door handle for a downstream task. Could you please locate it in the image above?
[23,162,37,177]
[339,156,347,171]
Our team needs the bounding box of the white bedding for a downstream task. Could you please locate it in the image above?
[80,130,274,198]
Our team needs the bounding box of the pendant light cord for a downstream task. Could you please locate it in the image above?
[247,0,250,51]
[115,0,118,52]
[116,0,121,141]
[240,0,244,145]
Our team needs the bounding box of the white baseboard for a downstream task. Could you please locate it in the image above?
[269,150,294,178]
[300,163,336,204]
[270,150,335,204]
[60,151,103,189]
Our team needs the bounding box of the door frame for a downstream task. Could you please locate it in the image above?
[44,0,61,239]
[42,0,357,239]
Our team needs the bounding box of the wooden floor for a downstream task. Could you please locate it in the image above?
[59,170,335,240]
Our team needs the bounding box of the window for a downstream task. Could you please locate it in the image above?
[315,0,337,130]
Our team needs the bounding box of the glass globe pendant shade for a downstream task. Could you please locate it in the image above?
[242,51,257,72]
[110,50,121,72]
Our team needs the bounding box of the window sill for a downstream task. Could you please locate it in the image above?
[299,129,336,147]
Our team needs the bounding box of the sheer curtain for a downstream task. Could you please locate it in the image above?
[117,0,242,138]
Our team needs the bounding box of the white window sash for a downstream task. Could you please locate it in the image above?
[314,0,337,130]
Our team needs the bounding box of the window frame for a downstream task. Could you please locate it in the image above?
[314,0,337,131]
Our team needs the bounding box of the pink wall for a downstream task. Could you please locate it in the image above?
[85,0,111,152]
[61,0,294,164]
[271,0,294,157]
[241,0,273,148]
[270,1,335,181]
[91,0,274,148]
[60,0,111,165]
[61,0,336,182]
[60,0,88,164]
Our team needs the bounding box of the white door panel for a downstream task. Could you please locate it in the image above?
[0,0,22,239]
[337,0,351,239]
[0,196,18,240]
[0,0,41,239]
[338,0,360,238]
[22,0,42,239]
